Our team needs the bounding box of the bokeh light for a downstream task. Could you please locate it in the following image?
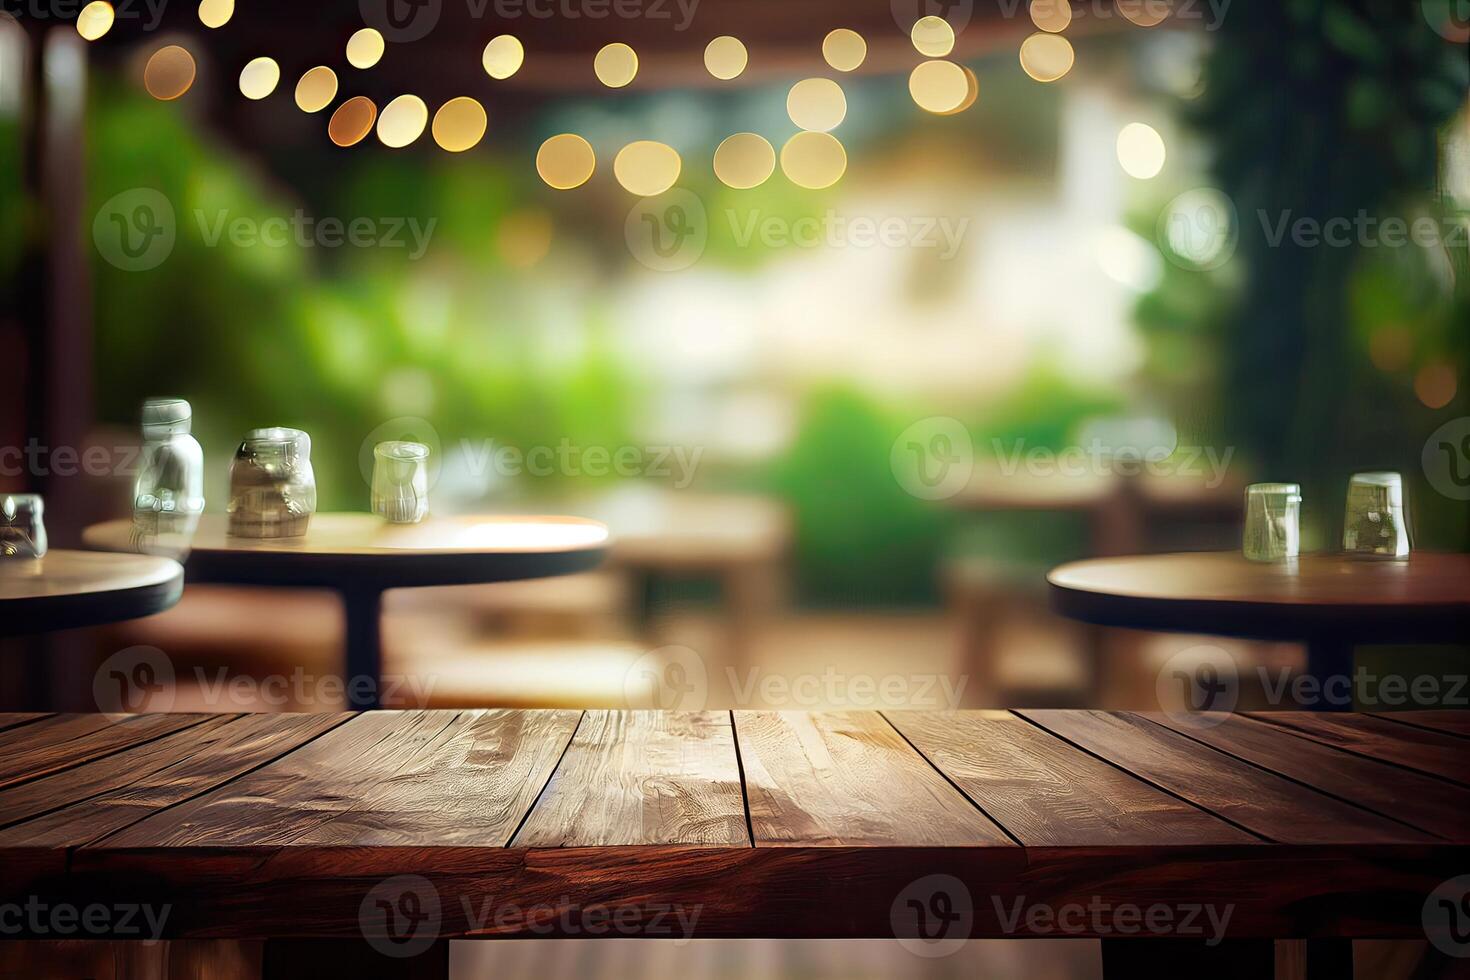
[1117,0,1169,27]
[938,66,979,116]
[1116,122,1166,178]
[536,134,596,189]
[909,61,969,114]
[713,133,775,189]
[613,140,681,196]
[76,2,114,41]
[780,131,846,189]
[198,0,233,28]
[238,57,281,101]
[482,35,524,79]
[143,46,196,101]
[704,36,747,80]
[294,67,338,113]
[377,94,428,148]
[1019,33,1074,82]
[328,96,377,146]
[346,28,385,69]
[822,29,866,72]
[786,78,846,132]
[1415,361,1458,409]
[1029,0,1072,32]
[594,43,638,88]
[431,97,487,152]
[911,16,955,57]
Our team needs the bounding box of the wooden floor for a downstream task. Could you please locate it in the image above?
[0,709,1465,948]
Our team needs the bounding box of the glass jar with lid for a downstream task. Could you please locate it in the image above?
[227,427,317,538]
[0,494,47,558]
[134,397,205,538]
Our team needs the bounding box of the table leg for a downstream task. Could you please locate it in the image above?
[341,588,384,711]
[1305,636,1354,712]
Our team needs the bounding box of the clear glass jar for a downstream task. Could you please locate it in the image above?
[1242,483,1301,562]
[134,397,205,537]
[371,441,430,524]
[227,427,317,538]
[1343,471,1410,559]
[0,494,47,558]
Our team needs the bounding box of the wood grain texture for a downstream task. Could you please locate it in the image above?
[734,711,1012,846]
[512,711,748,846]
[0,713,50,734]
[1245,712,1470,786]
[1366,710,1470,740]
[1018,711,1434,843]
[104,709,582,848]
[1144,712,1470,841]
[0,713,346,847]
[886,710,1252,846]
[0,713,208,792]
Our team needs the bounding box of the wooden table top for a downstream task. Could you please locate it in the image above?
[1049,551,1470,642]
[82,513,610,590]
[0,709,1463,941]
[0,550,183,636]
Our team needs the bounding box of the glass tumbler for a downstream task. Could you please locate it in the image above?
[1242,483,1301,561]
[227,428,317,538]
[371,441,430,524]
[134,397,205,539]
[1343,471,1410,559]
[0,494,47,558]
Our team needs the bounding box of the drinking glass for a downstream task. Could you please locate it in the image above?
[133,397,205,545]
[227,428,317,538]
[1342,471,1410,559]
[1242,483,1300,561]
[0,494,47,558]
[372,441,430,524]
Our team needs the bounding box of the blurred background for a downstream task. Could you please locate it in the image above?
[0,0,1467,973]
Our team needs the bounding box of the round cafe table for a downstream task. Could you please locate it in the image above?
[1048,551,1470,709]
[0,549,184,636]
[84,513,610,708]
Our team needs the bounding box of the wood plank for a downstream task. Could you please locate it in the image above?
[0,713,347,847]
[1018,711,1434,844]
[0,713,210,791]
[887,710,1252,846]
[0,712,51,734]
[512,710,748,846]
[103,709,582,848]
[1366,710,1470,740]
[61,842,1451,940]
[733,711,1013,846]
[1246,712,1470,786]
[1145,713,1470,841]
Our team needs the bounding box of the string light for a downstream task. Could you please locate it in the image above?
[239,57,281,100]
[75,1,114,40]
[613,140,681,196]
[198,0,233,28]
[787,78,846,132]
[822,29,866,72]
[295,67,338,113]
[780,131,846,189]
[432,97,487,152]
[377,94,429,148]
[911,16,955,57]
[713,133,775,189]
[1019,33,1074,81]
[536,134,596,189]
[482,35,524,79]
[328,96,377,146]
[346,28,385,69]
[704,36,747,80]
[594,42,638,88]
[143,46,196,100]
